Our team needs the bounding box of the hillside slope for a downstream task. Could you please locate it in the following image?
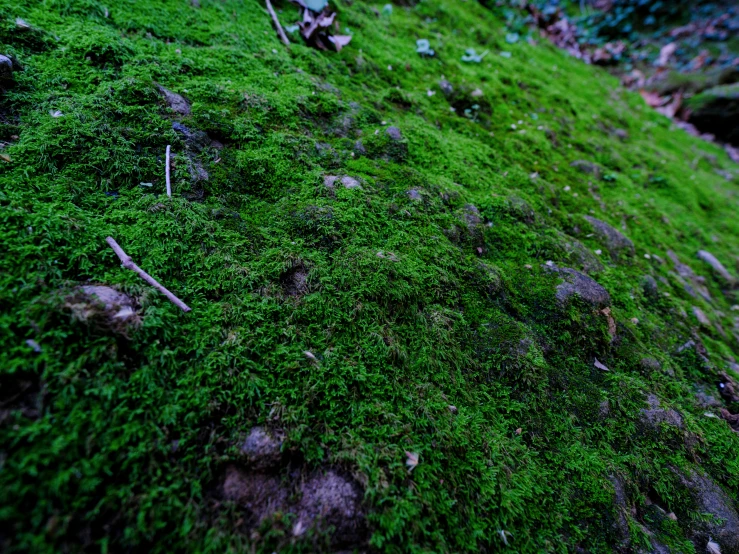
[1,0,739,552]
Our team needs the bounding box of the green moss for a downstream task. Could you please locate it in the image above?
[1,0,738,552]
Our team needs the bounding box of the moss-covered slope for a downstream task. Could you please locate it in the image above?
[1,0,738,552]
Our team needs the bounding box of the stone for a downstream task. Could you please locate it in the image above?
[641,275,659,298]
[551,266,611,308]
[353,139,366,155]
[156,84,191,116]
[240,427,284,470]
[222,465,289,523]
[697,250,737,285]
[296,471,366,546]
[640,394,683,430]
[570,160,602,179]
[609,475,631,545]
[667,250,712,302]
[64,285,140,336]
[0,54,13,80]
[462,204,481,228]
[407,188,422,200]
[172,122,211,152]
[718,372,739,404]
[584,215,635,258]
[640,358,662,372]
[385,126,403,141]
[340,175,361,189]
[692,306,711,327]
[439,79,454,96]
[677,470,739,553]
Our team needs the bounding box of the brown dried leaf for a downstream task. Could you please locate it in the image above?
[405,451,419,471]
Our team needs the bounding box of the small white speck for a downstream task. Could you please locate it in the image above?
[272,49,277,54]
[595,249,602,255]
[564,186,571,192]
[387,65,393,71]
[511,124,517,129]
[644,254,651,259]
[427,90,435,96]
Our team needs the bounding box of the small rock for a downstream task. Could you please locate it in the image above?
[642,275,660,298]
[386,126,403,141]
[463,204,481,228]
[676,470,739,553]
[296,471,367,547]
[407,188,422,200]
[640,358,662,372]
[693,306,712,327]
[439,79,454,96]
[240,427,284,470]
[550,266,611,309]
[0,54,13,80]
[25,339,42,353]
[584,215,635,258]
[570,160,602,179]
[697,250,736,285]
[718,372,739,404]
[353,140,366,155]
[156,85,191,116]
[172,122,211,152]
[65,285,140,336]
[323,175,338,189]
[340,175,361,189]
[640,394,683,430]
[448,405,458,414]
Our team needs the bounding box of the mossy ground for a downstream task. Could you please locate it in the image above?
[1,0,738,552]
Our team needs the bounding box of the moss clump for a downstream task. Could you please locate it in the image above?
[1,0,738,552]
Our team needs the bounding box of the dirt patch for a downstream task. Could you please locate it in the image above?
[281,263,309,297]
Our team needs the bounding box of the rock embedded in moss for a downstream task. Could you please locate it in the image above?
[640,394,683,430]
[240,427,284,470]
[584,215,635,259]
[570,160,602,179]
[64,285,140,336]
[157,84,191,115]
[697,250,737,286]
[551,266,611,308]
[676,470,739,553]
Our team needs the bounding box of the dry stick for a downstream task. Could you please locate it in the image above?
[165,144,172,197]
[265,0,290,47]
[106,237,192,312]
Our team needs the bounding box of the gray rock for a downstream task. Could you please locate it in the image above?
[668,251,712,302]
[552,267,611,308]
[570,160,602,179]
[386,126,403,141]
[698,250,736,285]
[642,275,659,298]
[463,204,481,228]
[640,394,683,430]
[677,470,739,553]
[407,188,422,200]
[640,358,662,372]
[353,140,366,155]
[0,54,13,80]
[296,471,366,546]
[65,285,141,335]
[240,427,284,470]
[324,175,361,190]
[610,475,631,545]
[584,215,635,258]
[692,306,712,327]
[439,79,454,96]
[172,122,211,152]
[157,85,191,116]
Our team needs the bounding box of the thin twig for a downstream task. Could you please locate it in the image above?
[165,144,172,197]
[266,0,290,46]
[106,237,192,312]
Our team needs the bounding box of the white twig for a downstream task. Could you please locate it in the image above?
[165,144,172,197]
[266,0,290,46]
[106,237,191,312]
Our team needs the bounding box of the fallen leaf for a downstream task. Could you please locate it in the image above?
[707,540,721,554]
[594,358,610,371]
[0,153,10,162]
[656,92,682,119]
[50,110,64,118]
[405,451,419,471]
[498,530,513,546]
[656,42,676,67]
[328,34,352,51]
[515,427,522,435]
[639,89,665,108]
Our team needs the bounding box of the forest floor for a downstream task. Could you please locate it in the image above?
[1,0,739,552]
